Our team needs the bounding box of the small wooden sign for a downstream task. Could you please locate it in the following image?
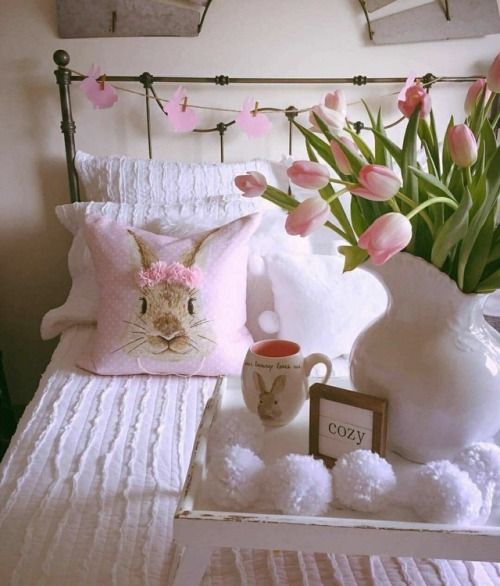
[309,383,388,468]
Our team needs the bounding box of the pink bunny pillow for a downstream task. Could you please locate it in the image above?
[78,213,260,376]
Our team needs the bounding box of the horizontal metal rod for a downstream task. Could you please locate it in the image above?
[69,74,480,85]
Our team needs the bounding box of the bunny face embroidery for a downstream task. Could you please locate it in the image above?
[254,372,287,422]
[119,230,216,361]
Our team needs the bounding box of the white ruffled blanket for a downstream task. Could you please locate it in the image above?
[1,326,499,585]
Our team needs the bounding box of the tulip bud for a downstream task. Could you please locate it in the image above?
[330,137,358,175]
[234,171,267,198]
[464,79,491,115]
[285,196,330,237]
[351,164,401,201]
[398,83,432,118]
[358,213,412,265]
[309,104,345,133]
[487,52,500,93]
[325,89,347,117]
[447,124,478,168]
[287,160,331,190]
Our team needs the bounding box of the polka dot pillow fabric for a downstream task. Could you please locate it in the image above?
[78,213,260,376]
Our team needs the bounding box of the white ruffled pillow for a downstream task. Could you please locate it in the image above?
[74,150,289,205]
[262,252,388,361]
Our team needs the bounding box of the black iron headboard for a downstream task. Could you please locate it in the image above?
[53,49,483,204]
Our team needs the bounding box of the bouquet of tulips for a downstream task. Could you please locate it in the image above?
[235,53,500,294]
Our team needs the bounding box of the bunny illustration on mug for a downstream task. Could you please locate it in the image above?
[116,230,217,361]
[242,340,332,426]
[254,372,287,422]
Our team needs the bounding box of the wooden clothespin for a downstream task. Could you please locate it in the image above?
[98,74,106,91]
[252,101,259,117]
[181,96,188,112]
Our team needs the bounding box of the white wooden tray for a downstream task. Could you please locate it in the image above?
[170,377,500,585]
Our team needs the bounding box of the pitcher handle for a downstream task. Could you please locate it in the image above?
[303,353,333,398]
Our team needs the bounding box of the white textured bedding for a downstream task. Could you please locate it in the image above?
[1,327,500,585]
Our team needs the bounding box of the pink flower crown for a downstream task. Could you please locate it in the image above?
[137,261,203,289]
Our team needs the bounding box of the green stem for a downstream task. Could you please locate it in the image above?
[406,196,458,220]
[484,92,496,117]
[329,178,356,187]
[262,186,298,211]
[463,167,473,188]
[387,198,400,213]
[395,191,417,208]
[395,190,433,232]
[325,220,351,241]
[325,186,350,204]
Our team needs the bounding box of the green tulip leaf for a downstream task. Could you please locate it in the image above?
[408,166,456,201]
[463,208,496,292]
[330,135,366,175]
[369,128,403,168]
[442,116,455,183]
[431,187,471,268]
[402,107,420,203]
[344,128,374,164]
[310,112,336,142]
[375,108,389,167]
[294,122,336,168]
[418,118,440,176]
[350,196,368,237]
[457,146,500,289]
[477,267,500,293]
[338,245,369,272]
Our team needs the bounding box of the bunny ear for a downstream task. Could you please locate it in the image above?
[253,371,267,393]
[271,375,287,394]
[179,228,217,268]
[128,230,159,270]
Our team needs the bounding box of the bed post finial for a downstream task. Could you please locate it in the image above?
[53,49,70,67]
[53,49,80,203]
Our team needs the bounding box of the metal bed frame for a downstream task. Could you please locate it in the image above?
[53,48,484,204]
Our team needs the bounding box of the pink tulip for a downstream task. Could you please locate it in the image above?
[285,196,330,237]
[447,124,478,168]
[464,79,491,114]
[287,160,331,190]
[330,137,358,175]
[398,83,431,118]
[234,171,267,198]
[309,104,345,133]
[358,213,412,265]
[351,164,401,201]
[487,53,500,93]
[325,89,347,117]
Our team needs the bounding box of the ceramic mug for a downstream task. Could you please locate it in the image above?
[241,339,332,427]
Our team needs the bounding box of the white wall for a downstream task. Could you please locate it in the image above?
[0,0,499,404]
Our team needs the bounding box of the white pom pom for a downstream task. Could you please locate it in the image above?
[248,253,266,276]
[453,442,500,507]
[332,450,396,513]
[258,310,280,334]
[410,460,483,524]
[209,409,265,458]
[207,445,265,510]
[264,454,333,516]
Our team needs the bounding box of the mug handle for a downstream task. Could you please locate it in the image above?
[303,353,333,398]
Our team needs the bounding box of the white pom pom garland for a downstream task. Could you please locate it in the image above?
[332,450,396,513]
[410,460,483,524]
[453,442,500,507]
[209,409,265,458]
[264,454,333,516]
[207,445,265,510]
